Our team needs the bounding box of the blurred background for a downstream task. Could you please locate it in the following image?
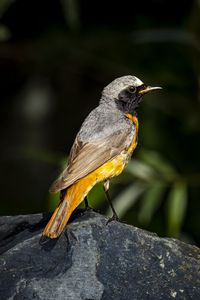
[1,0,200,245]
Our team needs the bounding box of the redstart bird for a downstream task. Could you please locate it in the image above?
[43,75,161,239]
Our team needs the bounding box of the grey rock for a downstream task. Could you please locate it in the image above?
[0,211,200,300]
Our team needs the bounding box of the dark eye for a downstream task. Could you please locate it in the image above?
[128,86,136,93]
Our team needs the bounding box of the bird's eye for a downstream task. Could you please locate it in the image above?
[128,86,136,93]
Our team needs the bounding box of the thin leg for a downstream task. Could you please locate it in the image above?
[103,180,119,222]
[84,196,90,209]
[60,189,66,203]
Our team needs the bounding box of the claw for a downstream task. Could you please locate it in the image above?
[106,214,120,225]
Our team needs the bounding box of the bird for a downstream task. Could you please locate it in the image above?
[43,75,161,239]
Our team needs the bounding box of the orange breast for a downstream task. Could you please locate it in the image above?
[126,113,139,155]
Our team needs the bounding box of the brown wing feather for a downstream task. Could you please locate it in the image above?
[49,127,135,193]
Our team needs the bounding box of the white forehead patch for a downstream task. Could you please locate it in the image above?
[102,75,144,99]
[133,76,143,87]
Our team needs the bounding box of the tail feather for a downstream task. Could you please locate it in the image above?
[43,199,69,239]
[43,175,97,239]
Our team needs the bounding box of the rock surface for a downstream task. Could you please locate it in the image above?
[0,210,200,300]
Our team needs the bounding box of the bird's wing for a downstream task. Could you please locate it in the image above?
[49,126,135,193]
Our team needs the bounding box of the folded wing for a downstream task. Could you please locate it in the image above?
[49,127,135,193]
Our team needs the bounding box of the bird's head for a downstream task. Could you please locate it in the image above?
[101,75,162,114]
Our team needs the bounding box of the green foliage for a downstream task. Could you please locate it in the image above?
[166,181,187,237]
[110,150,189,238]
[61,0,80,31]
[0,0,15,17]
[0,0,14,41]
[0,24,10,41]
[138,183,165,225]
[106,181,147,217]
[47,191,60,211]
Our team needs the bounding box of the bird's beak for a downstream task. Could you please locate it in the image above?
[138,86,162,95]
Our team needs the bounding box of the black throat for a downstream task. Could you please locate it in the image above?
[115,93,142,115]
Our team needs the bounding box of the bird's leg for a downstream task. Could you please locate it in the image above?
[60,190,66,203]
[84,196,91,210]
[103,180,119,223]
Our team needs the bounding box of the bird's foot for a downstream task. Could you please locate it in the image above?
[106,213,120,225]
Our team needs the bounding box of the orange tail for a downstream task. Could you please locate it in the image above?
[43,175,97,239]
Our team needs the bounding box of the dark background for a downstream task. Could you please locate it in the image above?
[1,0,200,245]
